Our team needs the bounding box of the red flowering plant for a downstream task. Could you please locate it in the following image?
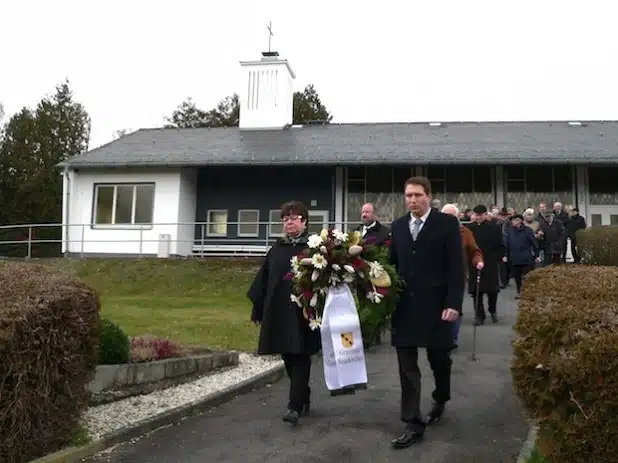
[130,335,185,363]
[290,228,403,332]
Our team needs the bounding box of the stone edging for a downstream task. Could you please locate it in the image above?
[516,423,538,463]
[89,351,239,394]
[31,363,286,463]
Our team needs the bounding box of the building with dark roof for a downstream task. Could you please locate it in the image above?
[58,51,618,257]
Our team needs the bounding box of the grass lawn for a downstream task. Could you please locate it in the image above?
[43,258,264,352]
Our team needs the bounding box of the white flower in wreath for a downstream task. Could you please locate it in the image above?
[311,253,327,269]
[368,261,385,279]
[311,269,320,282]
[309,318,322,330]
[309,292,319,307]
[343,272,355,284]
[332,229,349,242]
[366,290,384,304]
[307,234,323,248]
[290,294,303,307]
[343,264,355,274]
[329,273,341,286]
[331,263,341,271]
[290,255,300,273]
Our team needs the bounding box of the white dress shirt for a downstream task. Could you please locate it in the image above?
[361,221,376,237]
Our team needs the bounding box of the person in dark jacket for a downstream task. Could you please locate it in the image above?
[247,200,320,426]
[354,202,390,345]
[538,212,566,265]
[355,202,390,245]
[388,176,463,449]
[552,202,570,262]
[567,208,587,263]
[467,205,507,325]
[504,214,541,298]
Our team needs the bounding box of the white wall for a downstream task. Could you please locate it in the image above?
[63,168,197,256]
[177,169,198,255]
[238,57,295,129]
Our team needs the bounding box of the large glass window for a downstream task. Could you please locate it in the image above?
[504,165,574,212]
[589,167,618,205]
[345,166,495,229]
[93,183,155,226]
[427,166,494,211]
[345,166,412,231]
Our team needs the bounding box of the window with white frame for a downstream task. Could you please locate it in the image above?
[269,209,284,237]
[93,183,155,226]
[207,210,228,236]
[237,210,259,237]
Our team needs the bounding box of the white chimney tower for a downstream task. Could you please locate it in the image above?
[238,51,296,130]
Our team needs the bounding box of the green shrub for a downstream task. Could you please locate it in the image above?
[0,261,99,463]
[511,265,618,462]
[577,225,618,266]
[99,318,130,365]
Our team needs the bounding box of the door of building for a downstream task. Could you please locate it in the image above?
[588,205,618,227]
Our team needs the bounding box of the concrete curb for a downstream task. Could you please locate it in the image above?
[516,423,538,463]
[31,363,286,463]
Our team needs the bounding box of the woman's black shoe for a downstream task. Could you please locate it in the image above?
[301,402,310,416]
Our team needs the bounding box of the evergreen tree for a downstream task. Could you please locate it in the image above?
[165,85,332,128]
[0,80,91,256]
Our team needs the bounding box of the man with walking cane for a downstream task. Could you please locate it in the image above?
[466,205,507,325]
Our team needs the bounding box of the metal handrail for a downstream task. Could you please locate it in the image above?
[0,219,478,259]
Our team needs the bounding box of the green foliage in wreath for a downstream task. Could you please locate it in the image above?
[289,229,404,347]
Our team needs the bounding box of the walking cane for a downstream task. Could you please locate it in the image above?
[471,270,481,361]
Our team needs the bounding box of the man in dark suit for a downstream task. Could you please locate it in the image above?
[355,202,390,245]
[388,176,464,449]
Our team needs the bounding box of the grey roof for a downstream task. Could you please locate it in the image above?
[58,121,618,168]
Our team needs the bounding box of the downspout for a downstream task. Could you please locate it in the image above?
[63,166,70,257]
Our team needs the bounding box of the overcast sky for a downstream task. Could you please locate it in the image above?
[1,0,617,149]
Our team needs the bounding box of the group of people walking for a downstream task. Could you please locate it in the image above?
[247,176,586,450]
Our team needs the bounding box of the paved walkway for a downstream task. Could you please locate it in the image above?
[88,286,527,463]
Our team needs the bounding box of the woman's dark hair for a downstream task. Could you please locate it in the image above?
[280,200,308,223]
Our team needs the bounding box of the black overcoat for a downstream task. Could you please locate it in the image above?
[389,209,464,349]
[466,220,506,294]
[247,234,321,356]
[355,221,391,245]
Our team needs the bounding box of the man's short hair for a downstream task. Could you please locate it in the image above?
[404,176,432,196]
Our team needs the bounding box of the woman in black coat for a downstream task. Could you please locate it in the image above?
[247,200,320,426]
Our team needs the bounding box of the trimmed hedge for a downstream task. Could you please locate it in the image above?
[0,262,100,463]
[577,225,618,266]
[512,265,618,462]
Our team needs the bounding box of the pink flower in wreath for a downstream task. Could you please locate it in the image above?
[284,272,294,280]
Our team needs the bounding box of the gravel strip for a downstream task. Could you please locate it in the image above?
[83,353,283,440]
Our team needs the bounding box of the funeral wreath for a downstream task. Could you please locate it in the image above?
[288,228,403,337]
